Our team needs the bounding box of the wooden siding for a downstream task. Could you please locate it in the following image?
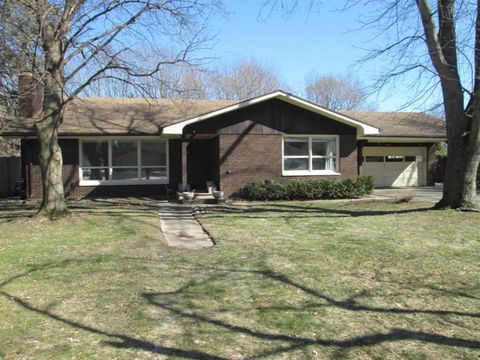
[184,98,357,135]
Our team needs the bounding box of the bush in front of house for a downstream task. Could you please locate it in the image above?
[240,176,375,201]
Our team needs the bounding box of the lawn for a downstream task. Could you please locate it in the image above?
[0,199,479,359]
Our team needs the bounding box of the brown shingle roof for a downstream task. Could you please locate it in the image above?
[342,111,446,138]
[5,97,235,135]
[2,96,446,138]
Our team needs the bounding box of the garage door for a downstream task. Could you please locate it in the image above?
[361,147,427,187]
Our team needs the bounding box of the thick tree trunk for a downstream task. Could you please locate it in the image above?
[34,67,69,219]
[438,139,480,209]
[416,0,480,209]
[33,26,69,219]
[434,74,480,209]
[35,117,69,218]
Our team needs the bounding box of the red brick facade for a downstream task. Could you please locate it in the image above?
[218,134,358,197]
[22,139,181,199]
[22,133,359,199]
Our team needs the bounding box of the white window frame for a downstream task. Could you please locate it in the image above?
[282,135,340,176]
[79,138,169,186]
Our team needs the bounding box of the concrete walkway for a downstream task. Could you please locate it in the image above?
[158,203,214,250]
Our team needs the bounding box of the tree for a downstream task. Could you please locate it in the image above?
[263,0,480,209]
[75,50,207,99]
[0,0,221,218]
[204,58,286,100]
[304,72,370,111]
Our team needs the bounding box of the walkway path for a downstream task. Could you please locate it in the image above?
[158,203,214,250]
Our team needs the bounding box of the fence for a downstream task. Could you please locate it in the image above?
[0,157,21,197]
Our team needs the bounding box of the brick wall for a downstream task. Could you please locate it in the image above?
[22,138,181,199]
[218,134,358,197]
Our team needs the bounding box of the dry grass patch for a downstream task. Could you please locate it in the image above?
[0,199,479,359]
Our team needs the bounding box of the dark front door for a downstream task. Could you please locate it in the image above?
[187,139,216,191]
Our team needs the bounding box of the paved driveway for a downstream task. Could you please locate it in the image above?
[372,186,445,202]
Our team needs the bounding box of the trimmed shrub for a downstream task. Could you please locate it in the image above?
[354,175,375,195]
[240,176,376,201]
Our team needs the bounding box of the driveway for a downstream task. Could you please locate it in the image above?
[373,186,445,203]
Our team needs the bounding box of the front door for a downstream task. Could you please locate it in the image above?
[187,139,215,191]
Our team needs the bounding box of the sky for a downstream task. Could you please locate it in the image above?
[201,0,437,112]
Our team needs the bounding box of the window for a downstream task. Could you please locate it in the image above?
[80,139,168,185]
[81,141,109,181]
[283,136,338,175]
[363,155,423,163]
[386,155,404,162]
[365,156,384,162]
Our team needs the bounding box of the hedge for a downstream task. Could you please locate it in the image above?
[239,176,375,201]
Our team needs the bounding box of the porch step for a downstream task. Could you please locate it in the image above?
[176,192,225,204]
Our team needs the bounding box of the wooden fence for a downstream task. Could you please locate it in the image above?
[0,157,21,197]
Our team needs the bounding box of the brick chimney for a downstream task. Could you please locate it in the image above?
[18,72,43,118]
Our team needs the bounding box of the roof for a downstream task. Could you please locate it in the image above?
[343,111,446,138]
[5,98,235,136]
[1,91,446,139]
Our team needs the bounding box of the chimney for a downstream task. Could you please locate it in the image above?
[18,72,43,118]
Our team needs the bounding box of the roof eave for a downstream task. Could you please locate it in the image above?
[360,135,446,143]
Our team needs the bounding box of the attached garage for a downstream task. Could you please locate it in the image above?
[360,146,427,187]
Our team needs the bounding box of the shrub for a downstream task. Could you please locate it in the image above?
[240,176,376,201]
[354,175,375,195]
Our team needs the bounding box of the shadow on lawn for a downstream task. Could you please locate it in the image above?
[203,203,433,220]
[0,198,160,232]
[0,261,227,360]
[1,260,479,359]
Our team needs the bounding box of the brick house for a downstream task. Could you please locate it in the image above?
[2,85,446,199]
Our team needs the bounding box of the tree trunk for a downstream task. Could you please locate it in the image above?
[34,27,69,219]
[438,139,480,209]
[35,120,68,219]
[34,67,69,219]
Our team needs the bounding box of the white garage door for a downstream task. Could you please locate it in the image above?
[361,147,427,187]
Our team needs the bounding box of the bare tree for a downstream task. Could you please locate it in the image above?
[0,0,221,218]
[304,72,370,111]
[205,58,287,100]
[262,0,480,209]
[75,49,207,99]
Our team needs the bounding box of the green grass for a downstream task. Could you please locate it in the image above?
[0,199,479,359]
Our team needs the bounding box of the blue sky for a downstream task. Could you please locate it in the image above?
[202,1,433,111]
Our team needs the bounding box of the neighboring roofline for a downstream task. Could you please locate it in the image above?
[162,90,381,136]
[360,136,446,143]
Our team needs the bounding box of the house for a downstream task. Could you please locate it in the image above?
[1,76,446,200]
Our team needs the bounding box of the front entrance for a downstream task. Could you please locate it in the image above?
[361,146,427,187]
[186,138,218,191]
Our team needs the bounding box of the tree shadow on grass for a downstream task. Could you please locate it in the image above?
[1,261,479,359]
[141,267,480,357]
[202,202,433,220]
[0,260,227,359]
[0,197,161,221]
[0,198,161,234]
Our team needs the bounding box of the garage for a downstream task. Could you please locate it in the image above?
[360,146,427,187]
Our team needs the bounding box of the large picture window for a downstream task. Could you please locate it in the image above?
[283,136,338,175]
[80,139,168,185]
